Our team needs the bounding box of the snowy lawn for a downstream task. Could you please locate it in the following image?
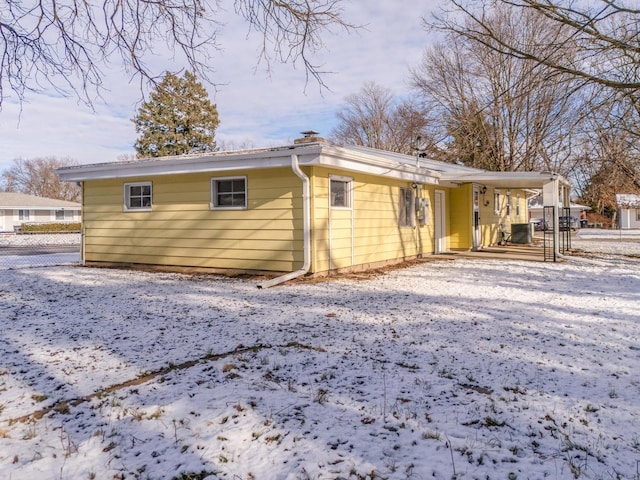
[1,239,639,479]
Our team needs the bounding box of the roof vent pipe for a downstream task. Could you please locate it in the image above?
[258,154,311,288]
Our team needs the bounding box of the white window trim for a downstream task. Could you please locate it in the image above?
[329,175,353,210]
[123,181,153,212]
[636,209,640,222]
[210,176,248,210]
[506,190,512,216]
[494,189,501,215]
[516,194,521,217]
[17,209,30,221]
[54,209,65,221]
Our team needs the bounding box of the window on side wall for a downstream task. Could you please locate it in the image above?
[636,209,640,221]
[494,190,501,215]
[55,210,65,220]
[506,190,512,216]
[330,176,353,208]
[18,209,30,221]
[399,187,414,227]
[124,182,152,211]
[516,194,521,217]
[211,176,247,209]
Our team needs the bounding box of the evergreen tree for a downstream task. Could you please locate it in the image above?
[133,71,219,157]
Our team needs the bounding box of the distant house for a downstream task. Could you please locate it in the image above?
[56,138,571,283]
[528,196,591,229]
[0,192,81,232]
[616,194,640,229]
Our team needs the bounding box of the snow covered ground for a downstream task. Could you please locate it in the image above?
[1,233,639,479]
[0,234,81,270]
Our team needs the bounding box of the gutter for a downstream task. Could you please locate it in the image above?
[258,154,311,288]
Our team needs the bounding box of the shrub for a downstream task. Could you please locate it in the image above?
[20,222,81,234]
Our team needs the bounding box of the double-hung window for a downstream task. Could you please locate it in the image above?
[506,190,512,216]
[211,177,247,209]
[330,176,352,208]
[55,210,65,220]
[399,187,414,227]
[494,190,501,215]
[124,182,152,211]
[18,209,30,221]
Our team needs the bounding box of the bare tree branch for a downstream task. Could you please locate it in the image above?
[0,0,354,109]
[433,0,640,91]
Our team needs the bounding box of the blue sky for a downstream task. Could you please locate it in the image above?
[0,1,442,172]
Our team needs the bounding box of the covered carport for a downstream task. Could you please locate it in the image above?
[439,171,572,261]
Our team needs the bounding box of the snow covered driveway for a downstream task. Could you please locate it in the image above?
[1,249,639,479]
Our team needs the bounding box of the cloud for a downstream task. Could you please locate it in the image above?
[0,0,437,171]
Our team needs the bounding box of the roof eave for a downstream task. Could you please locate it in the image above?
[56,143,442,184]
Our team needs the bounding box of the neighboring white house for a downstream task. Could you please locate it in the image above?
[0,192,81,232]
[616,194,640,229]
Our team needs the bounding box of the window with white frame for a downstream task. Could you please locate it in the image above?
[124,182,152,211]
[636,209,640,221]
[516,194,521,217]
[494,190,501,215]
[399,187,414,227]
[506,190,512,216]
[18,209,30,220]
[211,177,247,209]
[330,176,352,208]
[55,210,65,220]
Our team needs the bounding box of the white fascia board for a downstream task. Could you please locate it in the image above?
[56,143,441,185]
[440,171,570,189]
[306,149,440,184]
[55,149,301,182]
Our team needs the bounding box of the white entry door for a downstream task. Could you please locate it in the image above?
[434,190,446,253]
[472,186,481,250]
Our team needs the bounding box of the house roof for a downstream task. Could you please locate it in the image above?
[56,142,442,184]
[56,141,568,190]
[0,192,81,209]
[616,194,640,208]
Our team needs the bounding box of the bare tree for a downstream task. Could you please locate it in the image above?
[573,92,640,216]
[435,0,640,91]
[330,82,430,155]
[414,4,584,175]
[0,0,355,109]
[2,157,81,202]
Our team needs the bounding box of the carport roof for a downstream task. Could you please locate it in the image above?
[438,171,570,189]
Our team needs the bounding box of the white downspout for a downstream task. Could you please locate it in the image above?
[258,154,311,288]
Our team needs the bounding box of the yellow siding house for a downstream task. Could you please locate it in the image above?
[57,138,570,285]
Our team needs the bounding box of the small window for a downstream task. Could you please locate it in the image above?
[330,176,352,208]
[211,177,247,209]
[55,210,65,220]
[124,182,152,211]
[18,209,30,221]
[399,187,414,227]
[494,190,501,215]
[636,209,640,221]
[506,190,512,216]
[516,194,521,217]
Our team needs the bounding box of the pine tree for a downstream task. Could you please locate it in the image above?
[133,71,219,157]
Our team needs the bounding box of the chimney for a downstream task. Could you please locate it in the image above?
[294,130,327,144]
